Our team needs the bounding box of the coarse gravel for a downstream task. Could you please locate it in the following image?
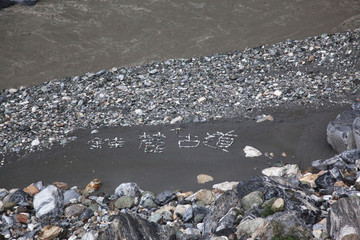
[0,28,359,164]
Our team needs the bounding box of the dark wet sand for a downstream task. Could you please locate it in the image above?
[0,105,348,193]
[1,0,360,90]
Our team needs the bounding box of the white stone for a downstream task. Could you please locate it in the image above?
[212,181,239,191]
[8,88,17,93]
[170,116,183,124]
[134,109,143,115]
[33,185,64,218]
[243,146,262,157]
[197,174,214,184]
[198,97,206,103]
[262,167,284,177]
[31,139,40,146]
[261,164,300,178]
[273,90,282,96]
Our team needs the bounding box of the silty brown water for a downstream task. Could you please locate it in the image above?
[1,0,360,90]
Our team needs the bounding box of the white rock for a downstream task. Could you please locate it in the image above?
[198,97,206,103]
[33,185,64,218]
[212,181,239,191]
[197,174,214,184]
[31,106,38,113]
[262,167,284,177]
[262,164,300,178]
[170,116,183,124]
[115,182,141,198]
[31,139,40,146]
[243,146,262,157]
[134,109,143,115]
[273,90,282,97]
[256,115,274,123]
[9,88,17,93]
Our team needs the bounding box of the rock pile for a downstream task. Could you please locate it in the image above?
[0,148,359,239]
[1,104,360,239]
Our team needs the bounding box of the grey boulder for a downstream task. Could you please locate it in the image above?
[33,185,64,218]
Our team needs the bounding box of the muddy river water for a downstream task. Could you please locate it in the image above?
[1,0,360,90]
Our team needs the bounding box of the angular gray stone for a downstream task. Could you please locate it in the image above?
[97,212,175,240]
[312,149,360,171]
[327,105,360,153]
[148,213,162,223]
[33,185,64,218]
[114,196,134,209]
[140,193,156,208]
[183,207,193,222]
[327,196,360,240]
[80,208,94,221]
[193,206,209,223]
[8,190,29,204]
[216,207,241,232]
[64,189,81,204]
[203,190,241,234]
[155,190,175,205]
[1,215,14,230]
[114,182,141,198]
[241,191,264,211]
[65,204,86,218]
[255,211,312,240]
[327,121,355,153]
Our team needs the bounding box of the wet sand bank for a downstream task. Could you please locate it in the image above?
[0,104,348,193]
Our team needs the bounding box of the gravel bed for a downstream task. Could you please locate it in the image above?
[0,28,359,163]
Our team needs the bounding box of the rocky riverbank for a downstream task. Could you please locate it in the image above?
[1,28,359,165]
[1,104,360,239]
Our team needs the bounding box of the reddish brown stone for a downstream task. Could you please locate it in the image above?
[52,182,69,190]
[84,179,101,194]
[23,185,39,197]
[15,213,29,224]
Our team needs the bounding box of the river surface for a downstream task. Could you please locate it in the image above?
[1,0,360,90]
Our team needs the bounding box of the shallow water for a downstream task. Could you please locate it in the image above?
[1,0,360,90]
[0,106,346,193]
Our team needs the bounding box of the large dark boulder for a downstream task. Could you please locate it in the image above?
[97,212,176,240]
[202,190,241,234]
[327,103,360,153]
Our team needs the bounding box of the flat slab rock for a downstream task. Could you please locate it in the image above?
[327,103,360,153]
